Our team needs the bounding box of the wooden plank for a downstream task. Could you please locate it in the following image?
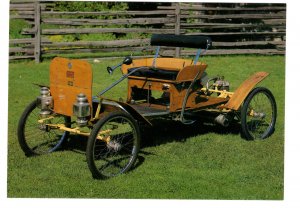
[223,72,269,110]
[10,3,35,9]
[180,22,286,29]
[38,28,179,35]
[42,10,175,16]
[213,41,285,47]
[9,55,35,60]
[207,49,285,55]
[9,47,34,54]
[180,13,286,19]
[16,10,35,14]
[162,49,285,56]
[263,19,286,25]
[174,2,181,57]
[158,5,286,11]
[9,38,35,44]
[10,7,34,11]
[34,1,41,63]
[50,57,92,116]
[10,15,34,19]
[42,46,157,54]
[42,39,150,48]
[186,31,285,36]
[42,17,175,26]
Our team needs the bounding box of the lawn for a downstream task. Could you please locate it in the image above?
[7,55,285,199]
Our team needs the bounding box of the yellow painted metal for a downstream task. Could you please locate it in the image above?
[47,124,111,141]
[37,116,54,123]
[249,109,255,117]
[199,87,234,99]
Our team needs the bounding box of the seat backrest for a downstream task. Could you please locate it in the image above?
[176,63,207,82]
[50,57,92,116]
[150,34,212,49]
[121,58,196,74]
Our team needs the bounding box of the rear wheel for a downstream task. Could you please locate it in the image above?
[17,100,71,156]
[86,111,140,179]
[241,87,277,140]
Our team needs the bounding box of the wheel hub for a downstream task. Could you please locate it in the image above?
[107,140,122,152]
[39,124,49,132]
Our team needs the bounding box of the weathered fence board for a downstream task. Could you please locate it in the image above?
[42,39,150,48]
[9,47,34,54]
[42,17,175,26]
[180,23,285,29]
[187,32,285,36]
[158,5,286,11]
[180,13,286,19]
[9,55,35,60]
[37,28,179,35]
[42,10,175,16]
[42,46,156,55]
[162,49,285,56]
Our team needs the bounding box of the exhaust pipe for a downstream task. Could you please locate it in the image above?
[214,114,230,127]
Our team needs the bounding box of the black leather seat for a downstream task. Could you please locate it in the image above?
[128,67,178,80]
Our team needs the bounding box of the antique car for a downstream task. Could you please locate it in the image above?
[17,34,277,179]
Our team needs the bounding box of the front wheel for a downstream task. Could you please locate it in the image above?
[240,87,277,140]
[17,100,71,156]
[86,111,140,179]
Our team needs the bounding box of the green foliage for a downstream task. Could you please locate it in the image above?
[8,56,284,199]
[53,1,128,20]
[80,33,116,41]
[9,19,30,39]
[54,1,128,12]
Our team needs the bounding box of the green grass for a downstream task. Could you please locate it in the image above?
[7,55,285,199]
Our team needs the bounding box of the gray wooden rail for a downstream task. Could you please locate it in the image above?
[9,1,286,63]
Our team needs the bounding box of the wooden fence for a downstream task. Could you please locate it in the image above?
[9,1,286,63]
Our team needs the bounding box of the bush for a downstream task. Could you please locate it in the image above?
[54,1,128,13]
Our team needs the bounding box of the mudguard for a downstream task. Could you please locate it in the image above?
[223,72,269,110]
[101,99,152,126]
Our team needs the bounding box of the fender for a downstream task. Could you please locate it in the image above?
[101,99,152,126]
[223,72,269,110]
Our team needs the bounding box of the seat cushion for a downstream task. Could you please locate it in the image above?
[128,67,178,80]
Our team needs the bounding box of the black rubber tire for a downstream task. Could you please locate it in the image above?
[17,100,71,156]
[241,87,277,140]
[86,111,140,179]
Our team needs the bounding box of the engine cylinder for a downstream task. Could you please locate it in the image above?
[215,76,230,91]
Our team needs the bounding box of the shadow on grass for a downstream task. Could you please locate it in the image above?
[59,119,241,173]
[140,119,241,149]
[61,134,88,154]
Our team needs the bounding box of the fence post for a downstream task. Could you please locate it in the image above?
[175,2,181,58]
[34,1,41,63]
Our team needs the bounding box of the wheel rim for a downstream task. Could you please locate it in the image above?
[245,91,275,139]
[92,115,138,177]
[23,105,69,154]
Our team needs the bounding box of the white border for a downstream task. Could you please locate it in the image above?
[2,0,300,213]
